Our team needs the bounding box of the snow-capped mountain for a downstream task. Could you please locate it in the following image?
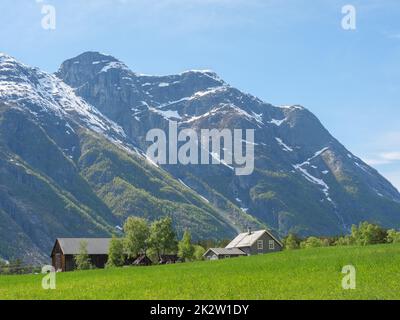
[0,51,399,262]
[57,52,400,236]
[0,53,135,152]
[0,53,257,263]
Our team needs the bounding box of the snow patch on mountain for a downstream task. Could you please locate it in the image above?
[268,118,286,126]
[100,61,130,73]
[0,53,136,156]
[293,163,332,203]
[180,70,224,83]
[191,86,228,99]
[182,106,225,123]
[148,107,182,120]
[275,137,293,152]
[279,105,305,111]
[293,147,333,203]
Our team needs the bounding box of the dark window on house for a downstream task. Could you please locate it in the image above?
[257,240,263,250]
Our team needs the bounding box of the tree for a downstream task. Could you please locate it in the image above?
[148,217,178,260]
[300,237,325,249]
[335,235,353,246]
[194,245,206,261]
[123,216,150,258]
[178,230,195,262]
[386,229,400,244]
[106,236,125,268]
[0,259,10,275]
[351,222,387,246]
[74,241,93,270]
[9,258,23,274]
[283,233,300,250]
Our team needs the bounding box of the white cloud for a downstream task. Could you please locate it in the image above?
[380,152,400,161]
[363,157,391,166]
[364,152,400,166]
[360,131,400,166]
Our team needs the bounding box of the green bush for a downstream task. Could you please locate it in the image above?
[74,241,93,270]
[106,236,125,268]
[194,245,206,261]
[300,237,326,249]
[283,234,300,250]
[386,229,400,244]
[334,235,353,246]
[178,231,195,262]
[350,222,387,246]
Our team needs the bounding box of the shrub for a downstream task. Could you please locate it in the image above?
[74,241,93,270]
[178,231,195,262]
[283,234,300,250]
[386,229,400,244]
[351,222,387,246]
[300,237,326,249]
[194,245,206,261]
[106,236,125,268]
[335,235,353,246]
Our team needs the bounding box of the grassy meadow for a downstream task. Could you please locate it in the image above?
[0,243,399,300]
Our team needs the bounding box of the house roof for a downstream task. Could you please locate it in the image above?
[55,238,111,255]
[225,229,283,248]
[204,247,246,256]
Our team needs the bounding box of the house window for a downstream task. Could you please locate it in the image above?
[225,255,231,259]
[269,240,275,250]
[257,240,263,250]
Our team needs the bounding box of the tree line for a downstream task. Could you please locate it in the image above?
[283,221,400,249]
[2,219,399,274]
[0,259,42,275]
[74,216,208,270]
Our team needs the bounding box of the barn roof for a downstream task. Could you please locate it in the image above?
[225,229,283,248]
[204,247,246,256]
[56,238,111,255]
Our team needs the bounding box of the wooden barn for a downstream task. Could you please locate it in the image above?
[51,238,111,272]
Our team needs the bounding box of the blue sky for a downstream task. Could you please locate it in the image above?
[1,0,400,189]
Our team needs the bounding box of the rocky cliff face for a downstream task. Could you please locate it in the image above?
[57,52,400,237]
[0,53,259,263]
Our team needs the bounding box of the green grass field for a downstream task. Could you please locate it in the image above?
[0,244,399,300]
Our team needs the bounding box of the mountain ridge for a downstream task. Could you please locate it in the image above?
[0,52,262,263]
[57,51,400,235]
[0,51,399,262]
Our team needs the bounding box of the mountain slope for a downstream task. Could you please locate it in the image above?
[0,53,261,263]
[0,51,399,262]
[57,51,400,236]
